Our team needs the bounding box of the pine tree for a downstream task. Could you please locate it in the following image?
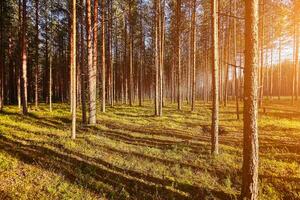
[241,0,259,198]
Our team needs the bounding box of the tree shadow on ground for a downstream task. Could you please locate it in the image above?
[0,134,235,200]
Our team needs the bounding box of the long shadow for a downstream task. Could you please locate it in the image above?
[264,112,300,120]
[87,126,212,155]
[0,135,235,200]
[114,112,154,118]
[97,120,201,141]
[89,123,244,158]
[260,175,300,200]
[83,138,240,183]
[0,110,66,130]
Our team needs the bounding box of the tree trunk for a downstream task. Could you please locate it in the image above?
[278,35,281,100]
[129,0,133,106]
[211,0,219,155]
[35,0,39,108]
[233,0,239,120]
[87,0,97,122]
[21,0,28,115]
[224,1,231,107]
[101,0,106,112]
[241,0,259,198]
[0,0,3,110]
[17,0,22,109]
[80,0,87,124]
[71,0,77,139]
[191,0,196,111]
[159,0,165,115]
[155,0,159,115]
[177,0,182,110]
[93,0,99,112]
[49,53,52,112]
[293,3,299,102]
[259,0,264,107]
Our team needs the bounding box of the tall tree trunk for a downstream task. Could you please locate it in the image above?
[93,0,99,111]
[21,0,28,115]
[138,17,143,107]
[0,0,3,110]
[159,0,165,115]
[187,3,192,105]
[108,0,114,107]
[129,0,133,106]
[80,0,87,124]
[191,0,196,111]
[270,29,273,99]
[211,0,219,155]
[224,1,231,107]
[35,0,39,108]
[293,3,299,102]
[18,0,22,109]
[122,16,127,104]
[71,0,77,139]
[155,0,159,115]
[101,0,106,112]
[49,0,53,112]
[177,0,182,110]
[233,0,239,120]
[278,35,281,100]
[49,53,53,112]
[259,0,264,107]
[87,0,97,122]
[241,0,259,198]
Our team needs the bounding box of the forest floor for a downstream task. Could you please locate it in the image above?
[0,100,299,200]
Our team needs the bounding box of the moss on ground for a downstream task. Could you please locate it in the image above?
[0,100,299,199]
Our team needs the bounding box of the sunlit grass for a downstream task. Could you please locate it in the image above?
[0,100,299,199]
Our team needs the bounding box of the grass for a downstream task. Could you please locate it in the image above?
[0,99,299,199]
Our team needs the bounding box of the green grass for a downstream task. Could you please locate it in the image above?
[0,99,299,199]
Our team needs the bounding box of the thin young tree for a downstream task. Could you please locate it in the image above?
[241,0,259,198]
[211,0,219,155]
[71,0,77,139]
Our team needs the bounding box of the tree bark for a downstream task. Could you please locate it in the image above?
[93,0,99,111]
[71,0,77,139]
[211,0,219,155]
[21,0,28,115]
[259,0,264,107]
[191,0,196,111]
[233,0,239,120]
[101,0,106,112]
[176,0,182,110]
[278,35,281,100]
[80,0,87,124]
[87,0,97,122]
[241,0,259,198]
[129,0,133,106]
[35,0,39,108]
